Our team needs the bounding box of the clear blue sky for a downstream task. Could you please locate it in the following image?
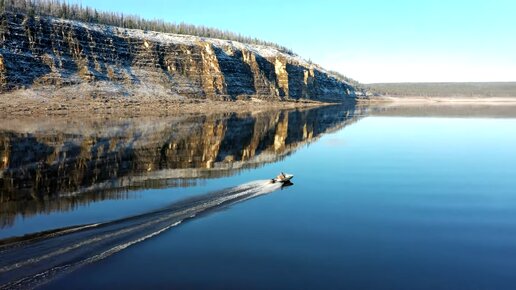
[72,0,515,83]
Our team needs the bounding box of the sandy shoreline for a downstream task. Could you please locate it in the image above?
[0,91,332,119]
[3,89,516,120]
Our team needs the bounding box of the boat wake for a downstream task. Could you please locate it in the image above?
[0,180,286,289]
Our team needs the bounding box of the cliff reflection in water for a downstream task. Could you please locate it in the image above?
[0,104,361,228]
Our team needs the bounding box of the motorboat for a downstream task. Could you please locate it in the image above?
[272,172,294,183]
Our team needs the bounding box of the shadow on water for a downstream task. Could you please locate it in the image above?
[0,103,362,229]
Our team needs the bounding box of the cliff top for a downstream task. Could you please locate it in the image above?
[49,15,310,66]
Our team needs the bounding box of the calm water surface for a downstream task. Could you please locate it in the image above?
[1,104,516,289]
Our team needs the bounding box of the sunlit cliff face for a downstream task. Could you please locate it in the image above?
[0,12,355,101]
[0,104,360,228]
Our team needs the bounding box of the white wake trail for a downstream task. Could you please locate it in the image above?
[0,180,287,290]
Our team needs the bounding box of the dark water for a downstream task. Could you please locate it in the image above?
[1,104,516,289]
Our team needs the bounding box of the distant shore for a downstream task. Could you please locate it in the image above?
[359,96,516,105]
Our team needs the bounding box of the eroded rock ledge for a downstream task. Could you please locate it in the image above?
[0,12,357,102]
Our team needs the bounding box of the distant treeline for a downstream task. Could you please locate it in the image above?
[0,0,294,55]
[367,82,516,97]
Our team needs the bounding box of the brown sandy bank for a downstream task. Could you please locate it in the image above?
[0,89,335,119]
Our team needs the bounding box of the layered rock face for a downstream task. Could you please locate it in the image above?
[0,12,356,101]
[0,105,362,227]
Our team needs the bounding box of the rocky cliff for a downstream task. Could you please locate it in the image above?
[0,12,356,101]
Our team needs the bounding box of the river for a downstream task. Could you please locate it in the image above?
[1,103,516,289]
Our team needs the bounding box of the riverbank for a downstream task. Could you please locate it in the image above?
[0,89,333,118]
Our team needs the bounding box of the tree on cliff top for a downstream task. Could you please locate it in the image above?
[1,0,295,55]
